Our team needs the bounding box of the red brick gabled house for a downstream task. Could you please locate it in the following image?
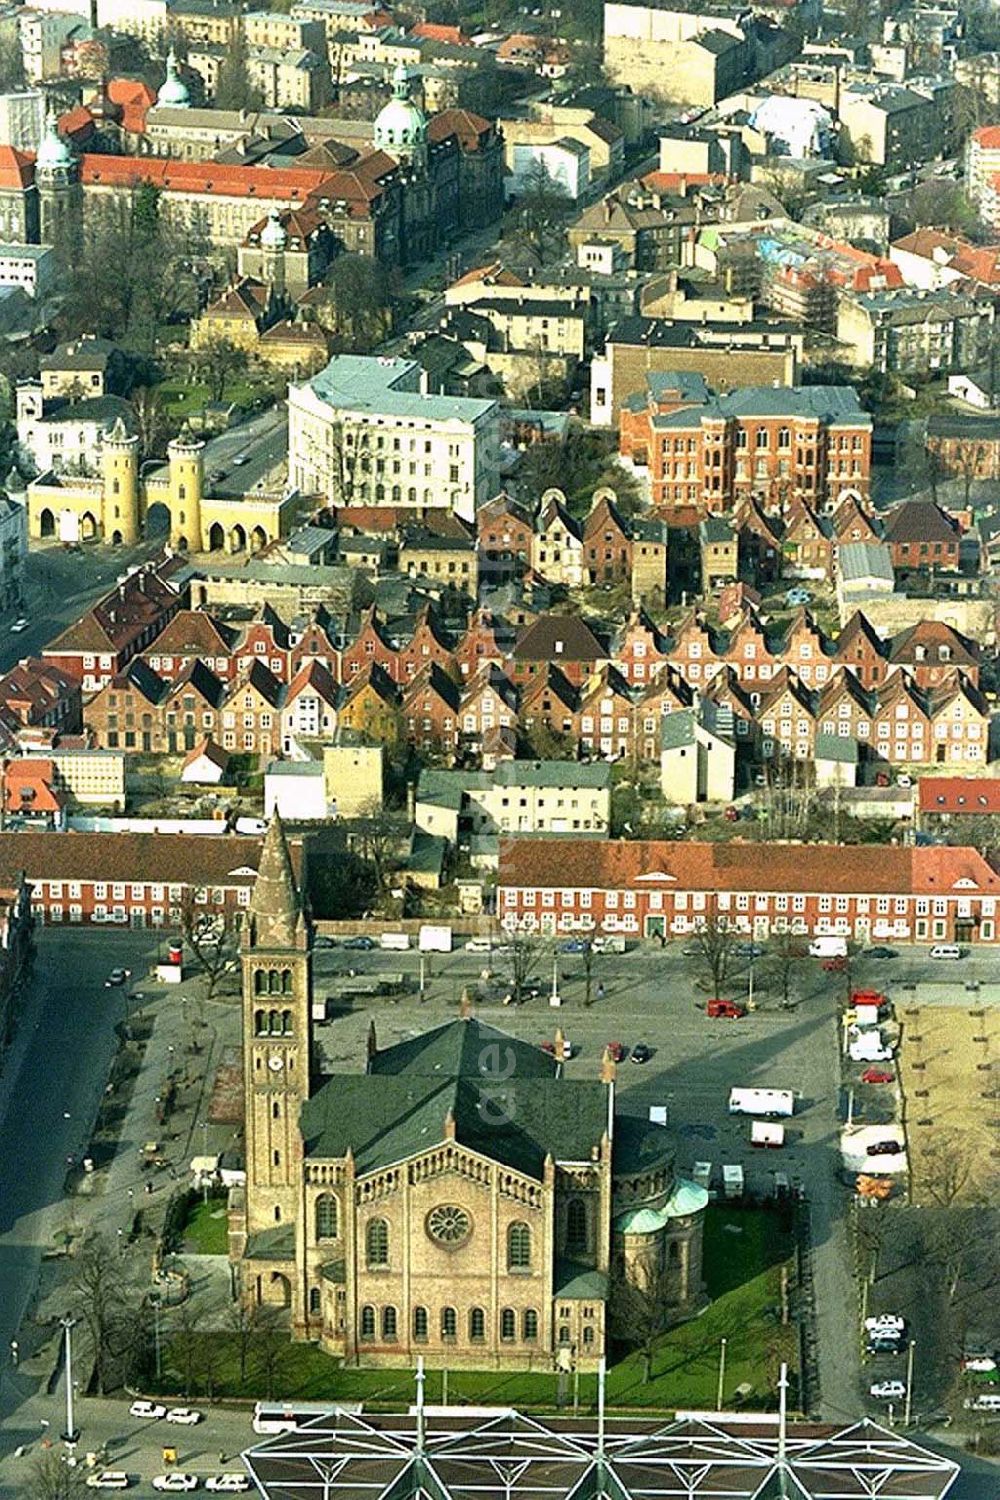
[872,672,931,765]
[233,606,292,682]
[454,607,511,680]
[144,609,239,683]
[86,658,169,751]
[722,610,778,687]
[886,620,980,689]
[289,611,340,679]
[512,614,607,687]
[702,666,757,746]
[159,660,228,753]
[613,608,670,687]
[777,609,836,690]
[635,669,692,760]
[477,494,534,583]
[340,607,401,683]
[831,491,882,545]
[402,662,461,755]
[44,563,184,693]
[397,605,457,683]
[833,610,887,690]
[883,500,961,573]
[816,670,874,745]
[733,497,783,585]
[519,665,578,751]
[583,493,632,586]
[662,612,721,687]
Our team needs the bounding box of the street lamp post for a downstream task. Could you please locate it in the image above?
[716,1337,727,1411]
[60,1316,78,1443]
[904,1341,915,1427]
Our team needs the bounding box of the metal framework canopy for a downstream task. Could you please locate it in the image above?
[243,1409,961,1500]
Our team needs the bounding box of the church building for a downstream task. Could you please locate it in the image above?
[230,817,709,1370]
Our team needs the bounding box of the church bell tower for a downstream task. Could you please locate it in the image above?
[241,814,312,1235]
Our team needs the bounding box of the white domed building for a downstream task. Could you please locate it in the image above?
[371,63,436,261]
[35,114,81,251]
[157,50,191,110]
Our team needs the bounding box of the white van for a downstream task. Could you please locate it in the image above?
[963,1393,1000,1411]
[929,944,962,960]
[379,932,411,951]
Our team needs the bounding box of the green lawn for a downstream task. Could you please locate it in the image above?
[157,1207,796,1411]
[182,1197,230,1255]
[155,376,266,419]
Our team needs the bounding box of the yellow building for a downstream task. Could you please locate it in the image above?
[27,419,296,554]
[231,817,708,1368]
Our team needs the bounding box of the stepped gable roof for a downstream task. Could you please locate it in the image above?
[248,812,300,946]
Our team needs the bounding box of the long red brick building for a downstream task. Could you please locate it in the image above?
[497,839,1000,947]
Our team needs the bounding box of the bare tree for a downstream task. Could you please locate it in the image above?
[505,925,549,1005]
[179,896,237,1000]
[765,929,804,1009]
[917,1131,982,1208]
[225,1295,263,1385]
[581,939,596,1007]
[689,906,736,996]
[131,386,169,462]
[196,338,248,405]
[609,1264,669,1384]
[68,1233,132,1395]
[26,1451,89,1500]
[171,1301,200,1398]
[254,1307,287,1400]
[354,798,398,897]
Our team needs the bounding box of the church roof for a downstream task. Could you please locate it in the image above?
[301,1018,608,1179]
[248,812,301,946]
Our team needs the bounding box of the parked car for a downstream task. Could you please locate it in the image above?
[822,956,848,972]
[707,999,746,1019]
[342,936,375,951]
[465,937,494,954]
[166,1407,203,1426]
[605,1041,628,1062]
[314,935,338,949]
[541,1037,573,1060]
[9,618,27,633]
[681,944,701,958]
[866,1314,905,1332]
[630,1043,652,1064]
[560,938,590,954]
[870,1380,906,1400]
[867,1337,903,1355]
[129,1400,166,1420]
[867,1140,904,1157]
[962,1356,998,1373]
[152,1477,199,1493]
[86,1475,131,1491]
[734,942,765,959]
[866,947,897,960]
[724,806,740,823]
[592,935,625,954]
[861,1067,894,1085]
[106,968,131,987]
[206,1480,249,1495]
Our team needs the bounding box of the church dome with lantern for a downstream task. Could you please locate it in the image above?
[157,49,191,108]
[373,62,426,162]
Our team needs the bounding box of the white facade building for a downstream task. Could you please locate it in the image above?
[287,355,500,523]
[93,0,167,41]
[0,244,55,298]
[0,90,44,150]
[508,137,590,200]
[748,95,833,157]
[18,9,84,81]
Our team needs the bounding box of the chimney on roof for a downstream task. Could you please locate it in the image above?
[118,583,126,600]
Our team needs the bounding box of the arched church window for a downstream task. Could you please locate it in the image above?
[366,1218,389,1267]
[567,1197,587,1253]
[315,1194,338,1241]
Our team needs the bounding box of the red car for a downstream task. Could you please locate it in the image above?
[861,1067,894,1085]
[605,1041,628,1062]
[707,999,746,1019]
[823,956,848,972]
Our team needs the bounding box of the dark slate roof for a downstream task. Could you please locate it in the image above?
[883,499,961,545]
[514,614,607,662]
[300,1018,609,1180]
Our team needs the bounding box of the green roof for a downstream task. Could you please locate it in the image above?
[554,1259,608,1300]
[614,1178,708,1233]
[305,354,497,424]
[320,1258,347,1283]
[415,768,490,810]
[494,760,612,791]
[301,1018,609,1179]
[660,710,695,751]
[814,732,859,763]
[245,1224,296,1260]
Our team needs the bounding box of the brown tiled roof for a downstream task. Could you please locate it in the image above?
[887,619,978,668]
[0,658,78,722]
[0,830,267,887]
[498,838,1000,896]
[883,499,961,545]
[182,737,230,772]
[514,614,606,662]
[918,777,1000,814]
[45,566,180,658]
[286,658,338,705]
[0,146,34,189]
[146,609,237,657]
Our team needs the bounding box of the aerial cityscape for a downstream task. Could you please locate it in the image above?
[0,0,997,1491]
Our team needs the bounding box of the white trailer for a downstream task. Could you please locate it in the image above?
[729,1087,795,1118]
[379,932,411,951]
[418,924,452,953]
[751,1120,785,1148]
[809,935,847,958]
[722,1164,744,1199]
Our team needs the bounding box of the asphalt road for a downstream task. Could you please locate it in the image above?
[0,933,160,1434]
[0,537,163,678]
